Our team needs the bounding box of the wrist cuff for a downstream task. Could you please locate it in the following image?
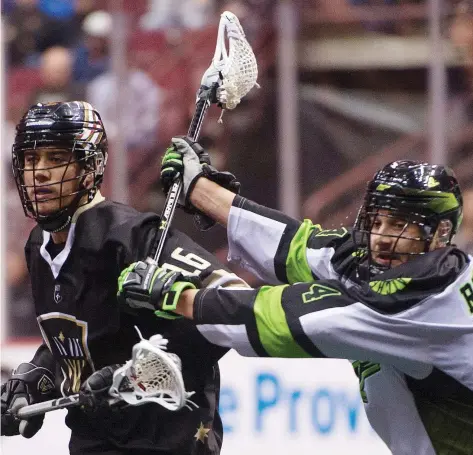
[159,281,196,315]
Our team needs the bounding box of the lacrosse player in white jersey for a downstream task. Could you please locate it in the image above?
[117,137,473,455]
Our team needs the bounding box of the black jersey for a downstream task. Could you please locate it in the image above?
[25,198,245,454]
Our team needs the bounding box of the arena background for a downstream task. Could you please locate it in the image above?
[1,0,473,453]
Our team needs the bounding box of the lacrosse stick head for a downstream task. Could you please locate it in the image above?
[109,332,196,411]
[200,11,259,110]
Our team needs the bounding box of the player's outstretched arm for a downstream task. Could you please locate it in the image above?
[161,136,346,285]
[189,177,235,227]
[132,268,441,380]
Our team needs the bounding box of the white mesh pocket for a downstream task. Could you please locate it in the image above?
[131,349,178,396]
[223,25,259,109]
[109,331,197,411]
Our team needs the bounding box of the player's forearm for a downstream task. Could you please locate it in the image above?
[178,285,314,358]
[189,177,236,227]
[165,273,252,319]
[177,287,259,325]
[174,289,199,319]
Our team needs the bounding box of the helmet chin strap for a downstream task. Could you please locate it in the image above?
[37,194,82,234]
[37,177,91,234]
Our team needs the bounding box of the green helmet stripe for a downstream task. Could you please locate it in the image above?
[403,189,460,214]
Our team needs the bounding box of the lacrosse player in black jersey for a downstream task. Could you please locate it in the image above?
[0,103,246,455]
[118,137,473,455]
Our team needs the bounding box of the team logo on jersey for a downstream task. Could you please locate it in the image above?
[352,248,366,258]
[54,284,62,303]
[369,277,411,295]
[352,361,381,403]
[37,313,94,394]
[302,283,341,303]
[194,422,210,443]
[314,227,348,238]
[38,374,55,395]
[459,278,473,315]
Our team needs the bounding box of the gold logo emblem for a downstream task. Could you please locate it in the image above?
[194,422,210,443]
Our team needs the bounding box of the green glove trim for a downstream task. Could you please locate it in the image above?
[162,281,197,311]
[154,281,196,319]
[154,310,183,320]
[162,150,182,165]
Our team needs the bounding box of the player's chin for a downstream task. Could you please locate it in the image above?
[388,259,404,268]
[372,256,391,267]
[33,201,61,216]
[372,256,403,269]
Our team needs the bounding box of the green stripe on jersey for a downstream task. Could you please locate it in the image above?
[254,285,311,358]
[286,220,317,284]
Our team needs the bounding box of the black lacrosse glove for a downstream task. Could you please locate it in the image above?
[1,362,55,438]
[79,365,121,413]
[117,261,202,319]
[161,136,240,230]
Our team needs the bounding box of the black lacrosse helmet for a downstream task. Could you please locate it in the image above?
[353,160,463,276]
[12,101,108,232]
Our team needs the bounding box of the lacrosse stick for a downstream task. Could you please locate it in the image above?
[108,329,196,411]
[150,10,259,264]
[15,330,196,419]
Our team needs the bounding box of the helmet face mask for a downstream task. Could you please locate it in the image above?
[12,102,108,232]
[354,204,428,275]
[353,160,463,278]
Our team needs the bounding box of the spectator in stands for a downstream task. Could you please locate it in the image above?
[33,46,84,104]
[73,9,111,84]
[5,179,37,338]
[449,0,473,125]
[139,0,215,30]
[5,0,92,67]
[35,0,83,52]
[450,0,473,64]
[86,21,162,150]
[3,143,37,338]
[5,0,46,66]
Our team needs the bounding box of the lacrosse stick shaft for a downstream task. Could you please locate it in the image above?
[15,394,120,419]
[151,92,213,264]
[150,10,258,264]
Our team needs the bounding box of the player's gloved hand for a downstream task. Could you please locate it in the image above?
[117,261,202,319]
[1,363,55,438]
[79,365,121,413]
[161,136,241,230]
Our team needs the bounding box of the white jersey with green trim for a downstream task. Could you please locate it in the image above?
[227,196,358,286]
[194,251,473,454]
[202,195,473,454]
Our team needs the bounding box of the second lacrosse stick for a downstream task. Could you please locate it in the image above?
[15,331,195,419]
